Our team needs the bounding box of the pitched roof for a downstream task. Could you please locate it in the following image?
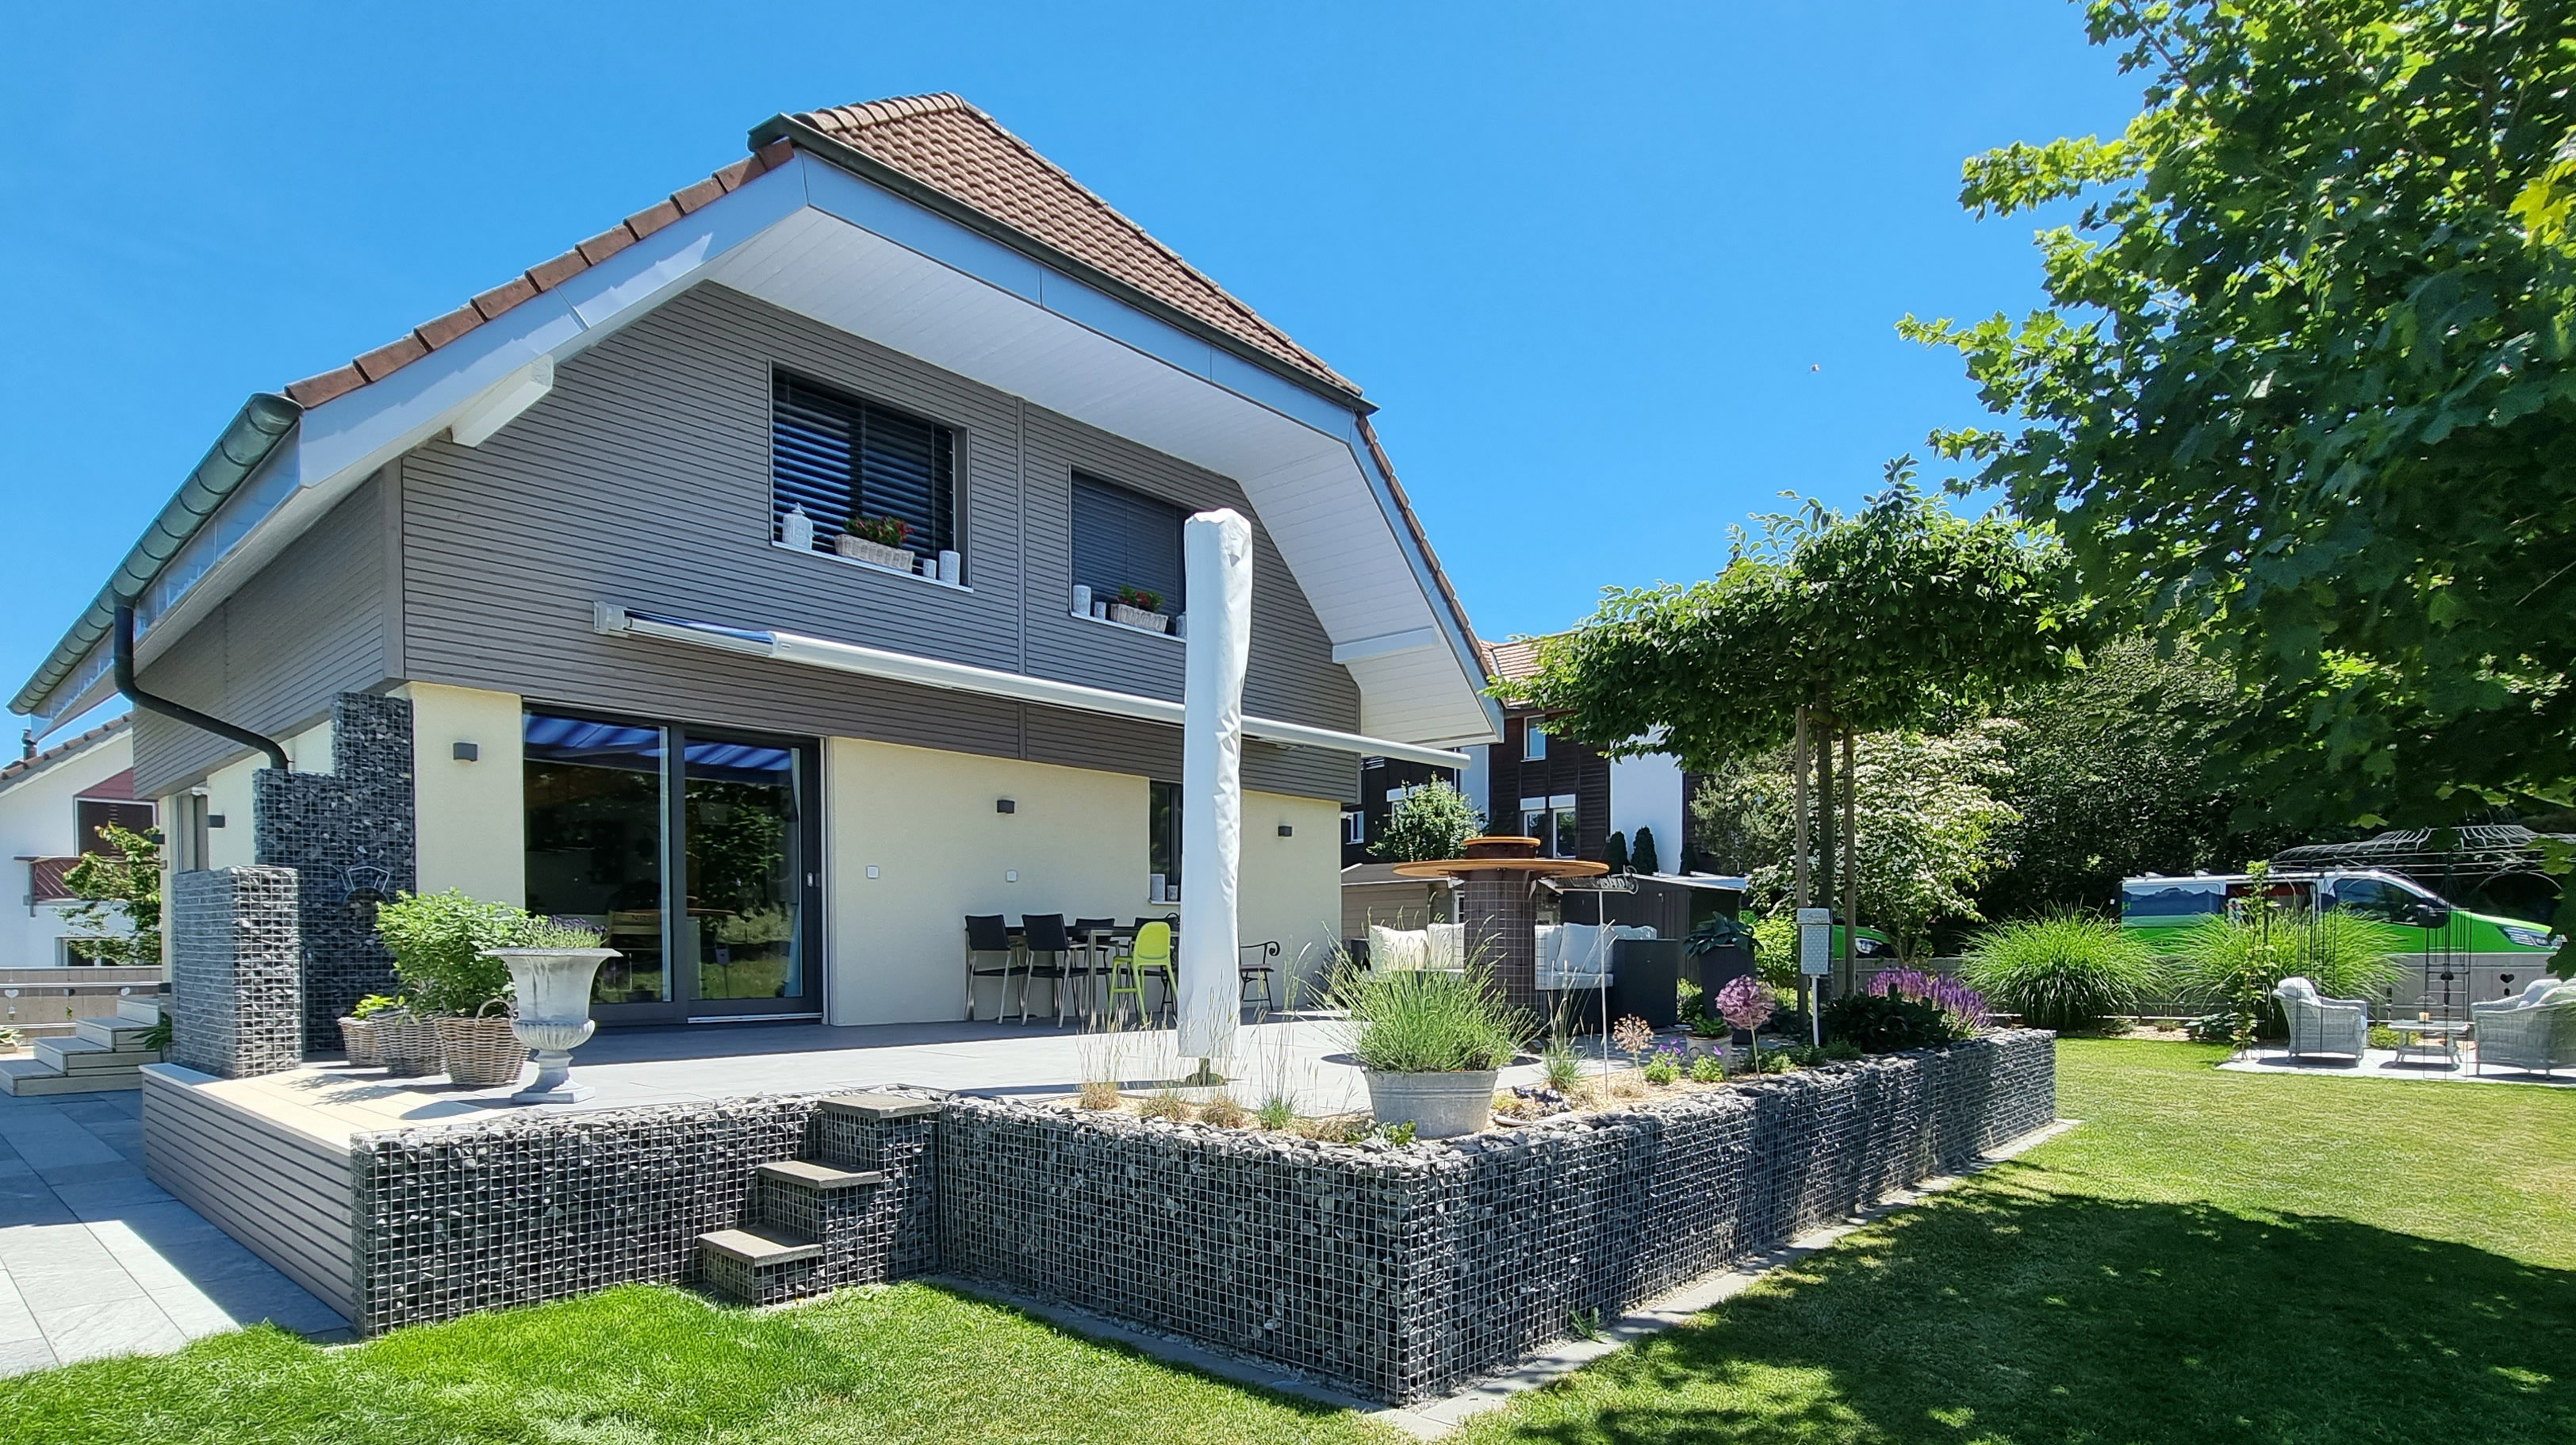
[787,95,1354,393]
[286,93,1353,408]
[0,715,128,795]
[1480,636,1546,686]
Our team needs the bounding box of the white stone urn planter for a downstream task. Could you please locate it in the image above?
[481,947,619,1103]
[1362,1067,1498,1139]
[1107,602,1171,634]
[834,534,914,572]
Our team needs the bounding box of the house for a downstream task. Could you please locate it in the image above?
[8,93,1498,1036]
[1465,635,1689,869]
[1340,753,1460,866]
[0,716,152,968]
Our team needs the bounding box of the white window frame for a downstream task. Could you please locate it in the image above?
[1523,722,1547,761]
[1342,810,1366,845]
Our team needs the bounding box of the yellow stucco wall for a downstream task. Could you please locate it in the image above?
[399,683,527,904]
[823,737,1150,1025]
[1236,791,1345,1006]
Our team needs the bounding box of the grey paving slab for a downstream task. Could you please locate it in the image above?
[0,1092,349,1378]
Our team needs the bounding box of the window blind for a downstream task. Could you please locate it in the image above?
[1071,473,1186,612]
[772,374,956,559]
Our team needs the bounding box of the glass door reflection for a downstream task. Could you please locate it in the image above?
[523,715,669,1006]
[683,734,802,1003]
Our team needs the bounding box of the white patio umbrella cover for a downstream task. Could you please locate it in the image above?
[1177,508,1252,1062]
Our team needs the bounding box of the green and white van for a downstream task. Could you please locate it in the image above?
[2118,868,2562,1009]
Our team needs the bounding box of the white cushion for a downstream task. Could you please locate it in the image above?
[1368,924,1428,972]
[1427,922,1465,970]
[1556,923,1606,975]
[1533,925,1562,969]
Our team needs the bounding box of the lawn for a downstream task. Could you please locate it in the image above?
[2,1040,2566,1443]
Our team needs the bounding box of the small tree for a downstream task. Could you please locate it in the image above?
[63,822,162,967]
[1604,830,1630,874]
[1371,781,1483,864]
[1630,826,1661,876]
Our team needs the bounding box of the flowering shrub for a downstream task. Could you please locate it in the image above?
[1714,974,1776,1034]
[1867,968,1991,1031]
[1642,1048,1684,1085]
[847,514,910,548]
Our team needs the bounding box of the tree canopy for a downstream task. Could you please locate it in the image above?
[1516,475,2086,770]
[1905,0,2576,834]
[1370,780,1484,864]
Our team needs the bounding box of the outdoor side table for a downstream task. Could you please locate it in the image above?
[2387,1018,2469,1069]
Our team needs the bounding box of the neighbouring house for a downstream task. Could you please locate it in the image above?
[1340,753,1461,866]
[0,716,152,968]
[1466,635,1689,869]
[8,92,1497,1039]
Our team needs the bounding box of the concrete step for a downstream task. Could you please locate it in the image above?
[755,1159,886,1193]
[698,1224,824,1306]
[0,1057,140,1095]
[116,998,166,1025]
[75,1015,159,1048]
[35,1037,162,1073]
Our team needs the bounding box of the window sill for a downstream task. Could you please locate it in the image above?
[1070,608,1184,644]
[773,540,972,593]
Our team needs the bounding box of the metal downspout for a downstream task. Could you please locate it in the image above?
[114,603,287,772]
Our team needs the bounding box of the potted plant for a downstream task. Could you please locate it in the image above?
[1107,585,1170,633]
[481,917,619,1104]
[335,992,405,1068]
[835,513,914,571]
[1333,964,1531,1138]
[374,889,535,1089]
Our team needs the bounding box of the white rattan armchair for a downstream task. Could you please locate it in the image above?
[2273,976,2369,1060]
[2471,978,2576,1077]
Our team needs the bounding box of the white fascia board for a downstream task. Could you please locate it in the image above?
[1343,424,1501,745]
[795,154,1359,440]
[107,163,808,683]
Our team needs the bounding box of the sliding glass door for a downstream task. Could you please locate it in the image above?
[523,710,820,1024]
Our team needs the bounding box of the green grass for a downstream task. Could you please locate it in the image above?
[6,1041,2568,1443]
[0,1282,1393,1445]
[1453,1039,2576,1443]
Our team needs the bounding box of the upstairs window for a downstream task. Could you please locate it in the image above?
[1523,722,1547,761]
[1072,473,1186,616]
[772,373,956,564]
[75,799,155,855]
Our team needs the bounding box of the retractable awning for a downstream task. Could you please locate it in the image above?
[594,604,1469,771]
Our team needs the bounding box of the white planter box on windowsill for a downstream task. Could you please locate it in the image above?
[1106,603,1170,634]
[834,535,916,572]
[774,540,970,592]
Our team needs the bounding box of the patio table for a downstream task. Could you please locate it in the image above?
[2387,1018,2470,1069]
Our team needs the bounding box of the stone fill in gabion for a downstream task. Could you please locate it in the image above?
[937,1030,2056,1402]
[170,865,303,1079]
[254,691,416,1054]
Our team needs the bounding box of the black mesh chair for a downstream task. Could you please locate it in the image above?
[1239,940,1283,1022]
[1018,914,1075,1025]
[963,914,1020,1021]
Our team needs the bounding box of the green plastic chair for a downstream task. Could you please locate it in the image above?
[1107,921,1176,1026]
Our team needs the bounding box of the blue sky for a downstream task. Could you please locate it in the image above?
[0,2,2137,726]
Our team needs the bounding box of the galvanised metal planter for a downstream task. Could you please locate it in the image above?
[481,948,619,1104]
[1362,1067,1498,1138]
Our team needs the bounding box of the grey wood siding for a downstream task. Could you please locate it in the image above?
[131,473,396,799]
[398,282,1358,803]
[141,1067,356,1324]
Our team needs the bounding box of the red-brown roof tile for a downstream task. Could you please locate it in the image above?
[413,303,482,351]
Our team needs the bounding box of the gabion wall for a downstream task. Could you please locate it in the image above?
[169,865,304,1079]
[938,1030,2056,1403]
[255,690,417,1053]
[348,1095,824,1336]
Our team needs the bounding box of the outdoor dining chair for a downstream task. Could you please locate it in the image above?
[1107,920,1177,1027]
[1239,939,1282,1022]
[1071,917,1118,1018]
[962,914,1020,1022]
[1018,914,1079,1025]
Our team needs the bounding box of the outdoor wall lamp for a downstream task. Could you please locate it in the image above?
[453,742,480,761]
[996,799,1016,814]
[1277,823,1294,837]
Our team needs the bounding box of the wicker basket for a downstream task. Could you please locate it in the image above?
[374,1010,445,1077]
[435,1001,527,1089]
[335,1015,381,1068]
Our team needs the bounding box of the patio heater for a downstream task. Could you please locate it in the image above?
[1175,508,1252,1079]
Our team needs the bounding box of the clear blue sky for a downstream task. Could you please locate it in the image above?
[0,2,2137,726]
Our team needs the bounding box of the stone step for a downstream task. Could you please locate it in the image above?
[35,1037,163,1073]
[75,1015,160,1048]
[755,1159,886,1193]
[812,1092,939,1170]
[698,1225,824,1306]
[117,998,166,1025]
[0,1057,140,1095]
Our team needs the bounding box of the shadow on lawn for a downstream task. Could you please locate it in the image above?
[1486,1163,2575,1444]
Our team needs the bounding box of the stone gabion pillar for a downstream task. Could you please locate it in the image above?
[1462,871,1539,1013]
[255,691,417,1053]
[171,864,304,1078]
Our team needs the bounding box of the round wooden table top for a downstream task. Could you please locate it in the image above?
[1390,835,1611,880]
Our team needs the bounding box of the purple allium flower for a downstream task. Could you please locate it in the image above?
[1715,974,1775,1033]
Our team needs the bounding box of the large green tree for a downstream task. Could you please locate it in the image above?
[1906,0,2576,841]
[1980,636,2307,917]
